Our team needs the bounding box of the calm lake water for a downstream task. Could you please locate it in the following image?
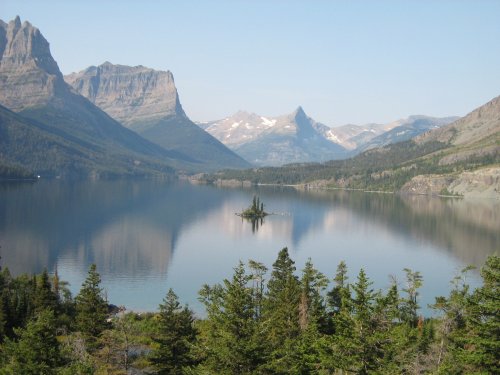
[1,180,498,316]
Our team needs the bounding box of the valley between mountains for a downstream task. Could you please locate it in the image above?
[0,17,498,198]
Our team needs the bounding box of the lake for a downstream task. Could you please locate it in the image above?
[0,180,498,316]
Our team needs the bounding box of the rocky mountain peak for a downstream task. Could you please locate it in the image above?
[0,17,67,111]
[65,62,186,129]
[293,105,305,116]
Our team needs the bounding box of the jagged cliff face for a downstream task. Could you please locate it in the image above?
[65,63,186,131]
[0,16,68,111]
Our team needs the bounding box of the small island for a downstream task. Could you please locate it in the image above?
[237,195,268,219]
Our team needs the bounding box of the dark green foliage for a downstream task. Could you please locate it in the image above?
[0,253,498,374]
[0,103,176,179]
[210,137,499,191]
[239,195,268,218]
[75,264,109,349]
[150,289,198,374]
[199,262,265,374]
[0,161,35,180]
[455,256,500,373]
[1,309,63,374]
[261,247,302,373]
[33,269,59,314]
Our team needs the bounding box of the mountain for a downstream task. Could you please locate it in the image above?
[354,115,459,153]
[198,107,346,166]
[0,17,195,177]
[312,122,396,151]
[207,96,499,198]
[0,104,176,178]
[414,95,500,166]
[65,63,250,171]
[201,109,455,165]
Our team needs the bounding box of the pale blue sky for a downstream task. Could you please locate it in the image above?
[2,0,500,125]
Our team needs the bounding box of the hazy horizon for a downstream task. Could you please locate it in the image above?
[2,0,499,126]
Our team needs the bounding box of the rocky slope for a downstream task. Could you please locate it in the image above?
[199,107,346,166]
[65,62,183,131]
[1,17,213,177]
[66,62,250,171]
[0,17,67,111]
[401,167,500,199]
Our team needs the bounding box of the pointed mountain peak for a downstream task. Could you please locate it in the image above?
[294,106,305,115]
[13,15,21,28]
[0,17,66,111]
[290,106,309,122]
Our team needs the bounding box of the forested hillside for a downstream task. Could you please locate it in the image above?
[204,95,500,196]
[0,250,497,374]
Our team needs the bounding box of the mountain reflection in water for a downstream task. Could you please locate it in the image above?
[0,180,497,312]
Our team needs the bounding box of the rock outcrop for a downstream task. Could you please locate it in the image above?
[65,62,251,171]
[0,16,68,111]
[400,167,500,199]
[65,63,185,131]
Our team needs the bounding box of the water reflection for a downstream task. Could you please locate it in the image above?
[0,181,225,276]
[0,181,497,312]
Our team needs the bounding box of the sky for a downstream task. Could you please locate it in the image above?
[2,0,500,126]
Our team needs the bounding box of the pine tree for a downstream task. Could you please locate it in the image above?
[299,258,328,331]
[75,264,109,349]
[351,268,382,374]
[261,248,301,373]
[33,269,58,314]
[150,289,197,374]
[199,262,264,374]
[400,268,423,327]
[458,255,500,373]
[2,309,63,374]
[327,260,350,316]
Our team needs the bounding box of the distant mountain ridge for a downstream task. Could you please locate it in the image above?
[199,109,456,165]
[207,95,499,198]
[199,107,346,166]
[66,62,250,171]
[354,115,459,153]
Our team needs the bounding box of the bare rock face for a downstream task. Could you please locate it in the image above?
[0,16,68,111]
[400,167,500,199]
[65,62,186,131]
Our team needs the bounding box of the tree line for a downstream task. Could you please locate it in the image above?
[0,250,498,374]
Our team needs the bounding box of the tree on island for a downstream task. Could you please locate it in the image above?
[239,195,268,219]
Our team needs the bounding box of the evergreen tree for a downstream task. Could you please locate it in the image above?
[261,248,301,373]
[199,262,264,374]
[458,256,500,373]
[2,309,63,374]
[327,260,350,316]
[150,289,197,374]
[248,260,267,320]
[400,268,423,327]
[299,258,328,331]
[33,269,58,314]
[75,264,109,349]
[351,268,382,374]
